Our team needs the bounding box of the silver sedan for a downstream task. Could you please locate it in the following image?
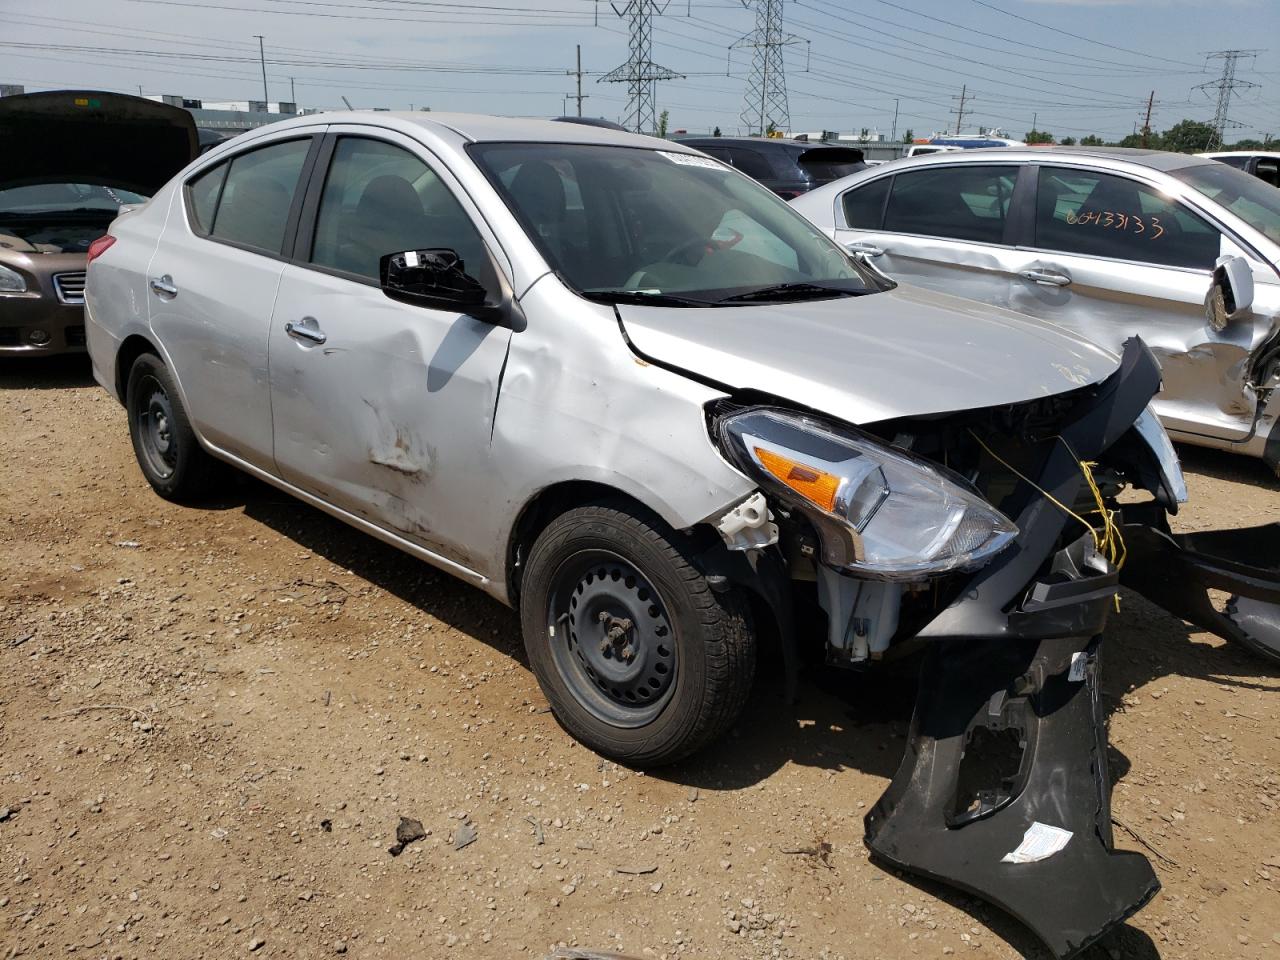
[84,113,1280,958]
[791,147,1280,475]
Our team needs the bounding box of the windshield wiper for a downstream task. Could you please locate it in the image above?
[716,282,868,304]
[584,289,714,307]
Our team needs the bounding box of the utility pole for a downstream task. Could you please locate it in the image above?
[600,1,683,134]
[567,44,588,117]
[1031,111,1037,135]
[1195,49,1262,150]
[254,34,269,105]
[890,98,899,142]
[1140,90,1155,147]
[951,84,970,135]
[290,76,296,106]
[731,0,807,137]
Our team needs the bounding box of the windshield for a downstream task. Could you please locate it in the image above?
[0,183,148,216]
[470,142,880,304]
[1170,162,1280,246]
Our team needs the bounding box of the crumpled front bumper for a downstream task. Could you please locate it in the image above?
[863,337,1280,958]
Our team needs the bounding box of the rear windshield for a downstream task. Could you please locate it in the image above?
[797,147,866,184]
[1170,162,1280,246]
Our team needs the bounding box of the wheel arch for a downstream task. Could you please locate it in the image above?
[115,333,163,403]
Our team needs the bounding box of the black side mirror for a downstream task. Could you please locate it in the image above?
[379,248,505,324]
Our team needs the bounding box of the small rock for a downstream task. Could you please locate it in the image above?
[388,816,427,856]
[249,937,265,951]
[650,882,663,893]
[334,941,347,954]
[453,822,478,851]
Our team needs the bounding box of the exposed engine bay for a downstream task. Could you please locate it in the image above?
[703,337,1280,958]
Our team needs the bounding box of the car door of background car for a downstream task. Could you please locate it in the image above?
[266,128,513,569]
[832,163,1025,307]
[1007,164,1264,442]
[151,134,319,468]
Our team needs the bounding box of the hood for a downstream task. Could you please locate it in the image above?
[0,91,199,194]
[618,284,1120,425]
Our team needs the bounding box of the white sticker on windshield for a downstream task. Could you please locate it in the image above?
[658,150,726,170]
[404,250,420,267]
[1001,822,1073,864]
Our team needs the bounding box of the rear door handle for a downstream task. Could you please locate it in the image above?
[846,242,885,258]
[285,317,327,345]
[149,274,178,298]
[1019,269,1071,287]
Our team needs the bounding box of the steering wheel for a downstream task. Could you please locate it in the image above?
[660,237,714,266]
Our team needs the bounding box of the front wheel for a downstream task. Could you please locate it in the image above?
[520,502,755,766]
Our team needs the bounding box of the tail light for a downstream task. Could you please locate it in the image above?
[86,235,116,266]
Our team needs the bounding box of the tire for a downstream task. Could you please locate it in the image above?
[125,353,222,501]
[520,501,755,766]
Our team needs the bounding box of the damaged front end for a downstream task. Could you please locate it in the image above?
[707,337,1280,958]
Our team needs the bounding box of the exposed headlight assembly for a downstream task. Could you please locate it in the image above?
[0,263,28,294]
[715,408,1017,580]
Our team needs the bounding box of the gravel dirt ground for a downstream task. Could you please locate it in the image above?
[2,355,1278,960]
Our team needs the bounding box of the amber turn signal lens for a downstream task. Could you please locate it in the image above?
[753,446,841,512]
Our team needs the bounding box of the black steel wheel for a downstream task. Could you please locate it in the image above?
[520,501,755,766]
[126,353,222,501]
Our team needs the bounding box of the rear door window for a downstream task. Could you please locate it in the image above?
[883,165,1016,243]
[841,177,891,229]
[208,138,311,255]
[723,147,775,182]
[186,162,227,234]
[1034,166,1221,269]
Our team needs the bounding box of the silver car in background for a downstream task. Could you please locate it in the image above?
[84,114,1280,958]
[790,147,1280,475]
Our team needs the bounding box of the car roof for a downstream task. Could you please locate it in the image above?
[856,145,1221,174]
[675,136,842,153]
[287,110,687,150]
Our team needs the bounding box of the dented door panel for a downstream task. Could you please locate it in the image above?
[268,264,512,569]
[835,228,1018,310]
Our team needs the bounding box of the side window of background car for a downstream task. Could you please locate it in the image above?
[883,166,1016,244]
[1035,167,1220,270]
[205,139,311,254]
[841,176,891,229]
[309,137,497,296]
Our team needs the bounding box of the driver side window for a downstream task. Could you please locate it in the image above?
[309,137,497,295]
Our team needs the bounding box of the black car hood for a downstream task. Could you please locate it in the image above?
[0,91,199,194]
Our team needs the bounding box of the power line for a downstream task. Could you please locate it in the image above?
[600,1,683,134]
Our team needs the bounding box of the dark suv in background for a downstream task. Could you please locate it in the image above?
[676,136,866,198]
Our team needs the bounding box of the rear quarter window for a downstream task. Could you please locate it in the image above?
[841,177,891,229]
[186,162,227,235]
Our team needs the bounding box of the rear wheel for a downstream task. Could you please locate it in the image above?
[126,353,222,501]
[520,502,755,766]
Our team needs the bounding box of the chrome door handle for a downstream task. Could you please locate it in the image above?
[285,317,327,345]
[1019,269,1071,287]
[846,242,885,257]
[149,274,178,297]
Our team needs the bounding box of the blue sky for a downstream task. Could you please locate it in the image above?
[2,0,1277,142]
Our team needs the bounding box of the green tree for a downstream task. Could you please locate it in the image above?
[1060,136,1077,146]
[712,125,722,137]
[1161,119,1215,153]
[1025,128,1055,145]
[1080,134,1105,147]
[765,119,778,137]
[902,128,914,144]
[657,109,669,138]
[1231,137,1265,149]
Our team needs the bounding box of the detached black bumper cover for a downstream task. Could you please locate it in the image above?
[867,338,1166,958]
[866,632,1158,960]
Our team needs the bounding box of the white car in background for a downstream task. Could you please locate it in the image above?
[791,146,1280,475]
[1198,150,1280,188]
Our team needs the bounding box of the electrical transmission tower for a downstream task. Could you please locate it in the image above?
[731,0,807,136]
[600,1,682,135]
[1195,49,1262,149]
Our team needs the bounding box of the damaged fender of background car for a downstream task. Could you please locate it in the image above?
[866,338,1165,959]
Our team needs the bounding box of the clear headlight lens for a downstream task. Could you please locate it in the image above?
[715,408,1018,580]
[0,264,27,293]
